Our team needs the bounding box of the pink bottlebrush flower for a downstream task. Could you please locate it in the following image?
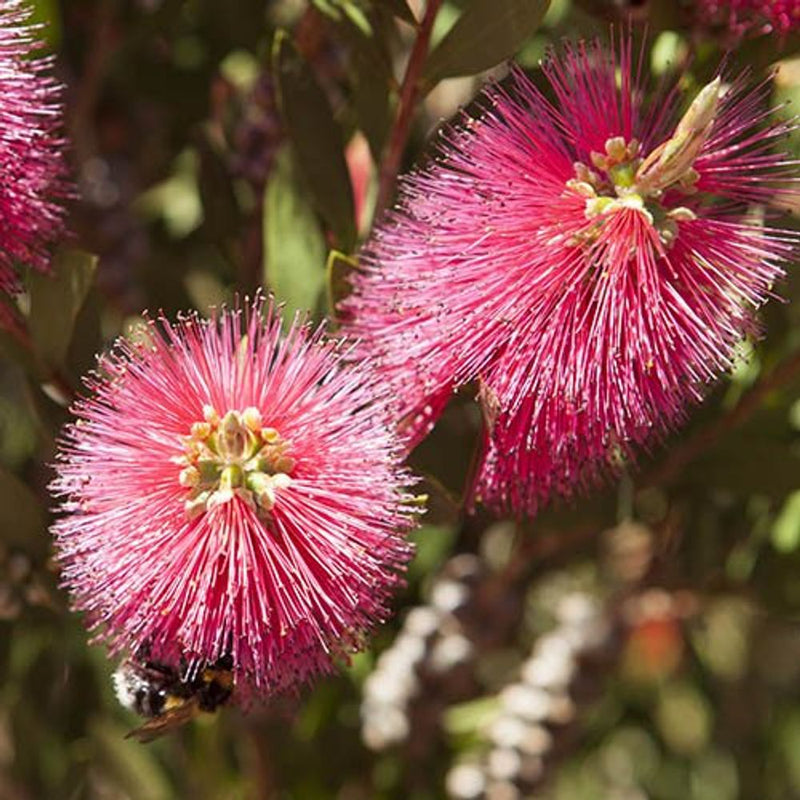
[51,297,416,697]
[341,37,800,517]
[697,0,800,36]
[0,0,69,297]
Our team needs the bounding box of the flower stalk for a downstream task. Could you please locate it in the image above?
[375,0,444,218]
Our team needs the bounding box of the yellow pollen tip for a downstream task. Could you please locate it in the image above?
[179,466,200,487]
[242,406,263,431]
[202,404,220,425]
[179,410,294,521]
[191,421,212,439]
[261,427,280,443]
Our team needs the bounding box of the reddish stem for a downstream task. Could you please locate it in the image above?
[375,0,443,218]
[641,349,800,487]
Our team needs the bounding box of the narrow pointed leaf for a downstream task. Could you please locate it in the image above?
[263,146,328,319]
[273,31,356,250]
[423,0,550,85]
[27,248,98,370]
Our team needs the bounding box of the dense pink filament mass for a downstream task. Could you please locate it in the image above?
[342,37,800,516]
[698,1,800,35]
[0,0,69,297]
[51,299,416,696]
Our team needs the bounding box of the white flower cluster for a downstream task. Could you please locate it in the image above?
[446,592,611,800]
[360,555,483,750]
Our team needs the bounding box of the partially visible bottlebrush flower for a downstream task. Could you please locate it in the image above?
[341,36,800,517]
[50,297,417,697]
[697,0,800,36]
[0,0,69,297]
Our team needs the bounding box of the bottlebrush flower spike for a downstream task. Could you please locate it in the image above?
[697,1,800,36]
[0,0,69,297]
[341,36,800,517]
[51,298,417,697]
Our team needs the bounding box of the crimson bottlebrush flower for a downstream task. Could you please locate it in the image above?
[341,37,800,517]
[0,0,69,297]
[50,298,416,697]
[697,0,800,36]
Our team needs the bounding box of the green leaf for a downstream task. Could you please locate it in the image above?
[308,2,395,162]
[0,468,47,554]
[408,523,457,582]
[263,146,328,319]
[340,1,373,35]
[29,0,62,49]
[772,490,800,552]
[325,5,394,162]
[0,310,39,378]
[353,92,391,165]
[350,41,393,162]
[27,249,98,371]
[65,287,102,380]
[444,696,499,736]
[423,0,550,85]
[310,0,345,21]
[273,31,356,251]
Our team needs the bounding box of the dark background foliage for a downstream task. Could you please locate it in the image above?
[4,0,800,797]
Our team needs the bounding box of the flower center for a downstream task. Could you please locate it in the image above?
[176,405,294,520]
[566,77,722,247]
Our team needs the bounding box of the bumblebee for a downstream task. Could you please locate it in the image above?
[112,654,234,742]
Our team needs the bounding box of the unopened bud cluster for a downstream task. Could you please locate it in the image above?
[176,404,294,520]
[446,591,613,800]
[567,79,721,249]
[361,555,485,751]
[697,0,800,37]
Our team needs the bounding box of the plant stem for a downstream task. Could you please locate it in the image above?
[641,348,800,487]
[374,0,443,218]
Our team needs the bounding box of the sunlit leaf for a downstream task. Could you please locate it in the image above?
[263,146,328,319]
[772,490,800,552]
[444,696,499,736]
[341,1,372,35]
[408,523,457,582]
[136,150,203,239]
[423,0,550,85]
